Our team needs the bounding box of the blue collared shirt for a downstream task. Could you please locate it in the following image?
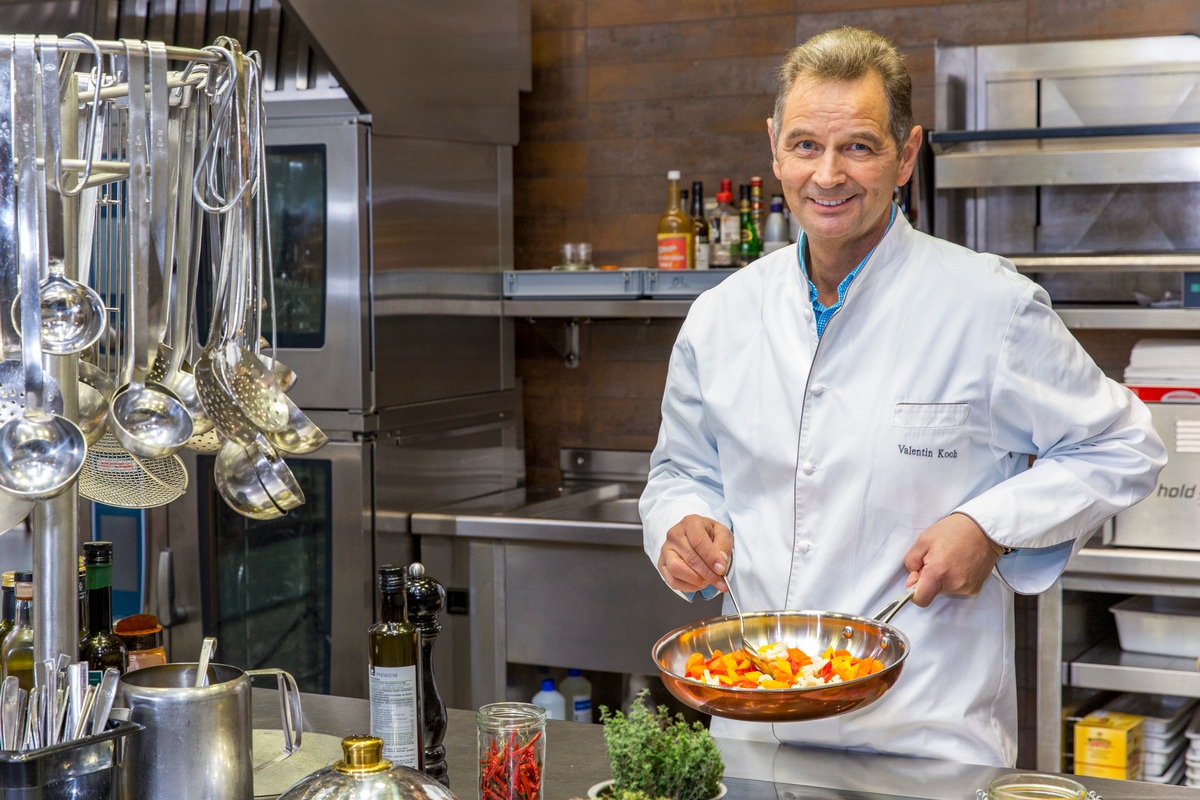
[801,204,897,338]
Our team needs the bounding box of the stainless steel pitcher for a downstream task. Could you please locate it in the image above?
[117,662,302,800]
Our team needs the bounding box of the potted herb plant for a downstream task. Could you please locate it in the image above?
[584,690,726,800]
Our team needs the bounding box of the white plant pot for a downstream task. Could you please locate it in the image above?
[586,779,728,800]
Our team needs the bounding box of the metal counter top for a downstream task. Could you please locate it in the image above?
[410,482,644,546]
[252,691,1198,799]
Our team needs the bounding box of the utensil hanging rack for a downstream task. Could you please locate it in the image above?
[0,33,325,671]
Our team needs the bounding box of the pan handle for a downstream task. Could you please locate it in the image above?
[873,585,915,625]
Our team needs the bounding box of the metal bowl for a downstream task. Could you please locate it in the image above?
[652,609,910,723]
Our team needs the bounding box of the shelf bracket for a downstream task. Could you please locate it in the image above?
[527,318,582,368]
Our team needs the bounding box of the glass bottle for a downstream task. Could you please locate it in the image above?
[750,176,765,240]
[80,541,128,683]
[369,564,423,769]
[1,570,34,691]
[738,184,762,266]
[0,571,14,643]
[656,170,694,270]
[709,190,738,267]
[690,181,710,271]
[77,555,87,647]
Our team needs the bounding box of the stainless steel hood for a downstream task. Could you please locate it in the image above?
[282,0,530,141]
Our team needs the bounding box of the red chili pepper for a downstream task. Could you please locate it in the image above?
[481,732,543,800]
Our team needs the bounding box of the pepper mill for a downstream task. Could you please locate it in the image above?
[406,562,449,786]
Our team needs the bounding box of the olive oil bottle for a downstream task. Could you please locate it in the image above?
[0,571,15,643]
[368,564,423,769]
[1,571,34,691]
[80,542,127,683]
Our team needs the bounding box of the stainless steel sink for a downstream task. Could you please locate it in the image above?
[517,483,642,525]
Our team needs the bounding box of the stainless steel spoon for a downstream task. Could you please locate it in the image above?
[195,636,217,687]
[723,552,776,676]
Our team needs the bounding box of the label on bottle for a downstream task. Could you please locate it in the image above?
[571,696,592,723]
[369,664,421,768]
[657,233,690,270]
[694,242,710,270]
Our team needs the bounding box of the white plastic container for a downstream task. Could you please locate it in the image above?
[532,678,566,721]
[1110,596,1200,657]
[559,668,593,723]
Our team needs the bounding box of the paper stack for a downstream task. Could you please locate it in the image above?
[1125,340,1200,402]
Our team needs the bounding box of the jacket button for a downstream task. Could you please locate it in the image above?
[800,461,815,475]
[809,385,825,396]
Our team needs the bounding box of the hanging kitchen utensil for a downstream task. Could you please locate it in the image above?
[0,36,86,501]
[78,430,186,509]
[149,93,213,436]
[0,37,34,528]
[9,40,107,356]
[107,40,194,459]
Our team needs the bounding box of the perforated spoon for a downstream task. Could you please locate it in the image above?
[723,552,776,676]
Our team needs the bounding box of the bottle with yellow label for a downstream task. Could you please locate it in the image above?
[657,170,694,270]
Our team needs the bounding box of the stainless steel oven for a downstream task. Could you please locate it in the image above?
[150,102,523,697]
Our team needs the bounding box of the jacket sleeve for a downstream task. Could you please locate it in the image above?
[639,314,731,600]
[954,284,1167,593]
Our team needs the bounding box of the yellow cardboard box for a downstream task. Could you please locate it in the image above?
[1074,710,1143,781]
[1074,758,1143,781]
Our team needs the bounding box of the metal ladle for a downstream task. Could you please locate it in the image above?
[0,36,86,501]
[107,41,193,459]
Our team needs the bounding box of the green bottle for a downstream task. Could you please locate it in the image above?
[80,542,128,684]
[368,564,423,769]
[1,571,34,691]
[738,184,762,266]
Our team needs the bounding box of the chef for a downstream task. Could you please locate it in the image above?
[640,26,1166,767]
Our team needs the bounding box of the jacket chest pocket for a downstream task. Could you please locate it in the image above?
[877,402,973,515]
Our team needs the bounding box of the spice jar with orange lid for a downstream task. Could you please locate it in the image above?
[115,614,168,671]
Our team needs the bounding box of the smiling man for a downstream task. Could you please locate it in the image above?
[640,27,1165,767]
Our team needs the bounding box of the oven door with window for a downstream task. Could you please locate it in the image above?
[158,440,373,697]
[256,115,372,413]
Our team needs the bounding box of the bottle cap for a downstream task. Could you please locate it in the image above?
[1,571,12,589]
[541,678,555,691]
[334,735,393,775]
[377,564,406,592]
[567,668,581,677]
[667,170,680,180]
[14,570,31,600]
[83,541,114,566]
[114,614,164,651]
[716,191,732,203]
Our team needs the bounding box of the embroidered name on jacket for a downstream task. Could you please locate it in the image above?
[898,445,958,459]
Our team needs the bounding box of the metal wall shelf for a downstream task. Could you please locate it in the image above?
[501,297,1200,329]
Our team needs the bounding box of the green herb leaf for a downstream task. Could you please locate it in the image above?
[599,690,723,800]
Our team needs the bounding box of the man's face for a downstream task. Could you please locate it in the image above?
[769,72,920,259]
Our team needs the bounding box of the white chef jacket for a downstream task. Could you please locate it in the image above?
[640,212,1166,767]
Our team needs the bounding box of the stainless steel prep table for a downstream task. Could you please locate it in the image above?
[411,451,723,710]
[251,691,1200,799]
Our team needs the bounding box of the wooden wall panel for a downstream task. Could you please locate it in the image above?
[514,0,1200,491]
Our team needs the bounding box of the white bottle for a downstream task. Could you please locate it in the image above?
[763,194,790,254]
[624,673,653,713]
[559,668,593,723]
[532,678,566,721]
